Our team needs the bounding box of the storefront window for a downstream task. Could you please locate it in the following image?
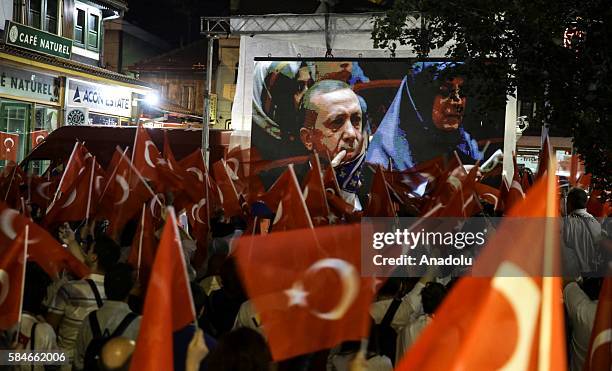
[28,0,42,29]
[0,99,31,169]
[45,0,58,34]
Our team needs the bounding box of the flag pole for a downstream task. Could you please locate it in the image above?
[50,141,79,205]
[136,203,146,283]
[15,225,29,342]
[4,163,17,201]
[85,156,96,223]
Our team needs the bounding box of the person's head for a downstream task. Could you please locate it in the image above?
[219,257,246,299]
[299,80,364,164]
[100,337,135,371]
[86,235,120,273]
[104,263,135,302]
[567,187,588,213]
[581,277,603,301]
[206,327,271,371]
[22,262,51,315]
[431,76,466,131]
[377,277,402,299]
[421,282,446,315]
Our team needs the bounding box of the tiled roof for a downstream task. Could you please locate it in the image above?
[129,40,207,73]
[0,43,151,87]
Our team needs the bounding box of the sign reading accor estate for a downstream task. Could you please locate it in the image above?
[4,21,72,59]
[67,78,133,117]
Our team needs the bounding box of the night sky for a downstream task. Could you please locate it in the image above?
[124,0,230,47]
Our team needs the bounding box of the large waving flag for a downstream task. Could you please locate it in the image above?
[264,165,313,232]
[396,158,566,370]
[583,276,611,371]
[0,225,28,330]
[52,141,91,203]
[0,202,89,279]
[234,224,375,360]
[129,206,195,371]
[365,165,396,217]
[211,159,243,217]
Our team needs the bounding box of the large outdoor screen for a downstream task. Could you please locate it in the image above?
[251,58,506,192]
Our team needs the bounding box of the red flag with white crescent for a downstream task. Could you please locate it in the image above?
[0,225,27,330]
[132,125,161,182]
[0,132,20,162]
[301,153,331,226]
[30,130,48,149]
[234,223,375,361]
[583,276,612,371]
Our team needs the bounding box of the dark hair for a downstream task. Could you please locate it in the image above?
[567,188,588,210]
[104,263,135,301]
[377,277,402,298]
[206,327,271,371]
[581,277,603,301]
[93,235,121,273]
[22,262,51,315]
[219,257,246,299]
[421,282,446,315]
[190,281,206,316]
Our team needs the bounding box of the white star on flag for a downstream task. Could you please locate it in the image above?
[284,281,309,307]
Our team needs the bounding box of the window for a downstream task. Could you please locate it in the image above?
[28,0,42,29]
[75,9,85,44]
[182,86,195,110]
[13,0,22,23]
[45,0,58,34]
[160,83,170,99]
[88,14,99,48]
[74,4,101,52]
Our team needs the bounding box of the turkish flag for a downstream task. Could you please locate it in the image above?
[211,159,242,217]
[44,157,98,226]
[396,169,567,371]
[28,175,57,210]
[0,161,26,209]
[365,165,395,217]
[129,207,196,371]
[54,141,92,201]
[0,131,19,162]
[583,276,612,371]
[30,130,48,149]
[420,155,462,214]
[0,202,89,279]
[302,154,331,226]
[261,165,312,232]
[0,225,27,330]
[234,223,376,361]
[154,131,183,194]
[127,204,158,291]
[98,148,153,236]
[586,189,611,219]
[132,125,162,182]
[436,165,481,217]
[475,183,502,211]
[503,155,526,213]
[535,127,551,180]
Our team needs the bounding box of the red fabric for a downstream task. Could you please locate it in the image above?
[475,182,502,211]
[0,132,19,162]
[437,165,480,217]
[129,208,195,371]
[586,189,611,218]
[504,155,526,213]
[155,131,184,193]
[396,173,566,371]
[234,224,376,361]
[302,154,330,226]
[583,277,612,371]
[127,204,158,291]
[44,158,99,225]
[365,165,395,217]
[535,133,551,180]
[0,162,25,209]
[0,202,89,279]
[132,125,162,182]
[0,227,27,330]
[211,159,242,217]
[28,175,57,210]
[98,148,153,236]
[56,142,91,198]
[257,166,312,232]
[30,130,48,149]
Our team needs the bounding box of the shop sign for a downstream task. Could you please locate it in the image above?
[0,65,59,103]
[4,21,72,59]
[65,107,88,126]
[89,113,119,126]
[209,93,217,122]
[67,78,132,117]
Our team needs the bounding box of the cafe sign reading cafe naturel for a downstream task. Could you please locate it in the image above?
[4,21,72,59]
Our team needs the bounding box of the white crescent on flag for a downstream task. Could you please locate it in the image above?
[186,167,204,182]
[3,137,15,151]
[0,209,19,240]
[284,258,359,321]
[61,190,77,208]
[36,181,52,201]
[144,140,157,168]
[114,175,130,205]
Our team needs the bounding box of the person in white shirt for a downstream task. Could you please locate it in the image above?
[73,263,141,371]
[46,235,120,368]
[563,188,604,274]
[397,282,447,360]
[564,277,602,371]
[15,263,58,371]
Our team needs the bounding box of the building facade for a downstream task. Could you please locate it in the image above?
[0,0,155,167]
